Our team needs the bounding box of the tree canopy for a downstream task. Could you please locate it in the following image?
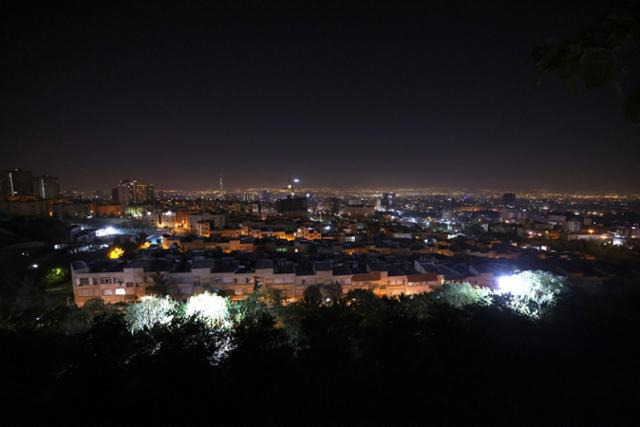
[530,1,640,123]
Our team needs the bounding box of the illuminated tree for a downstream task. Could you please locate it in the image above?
[497,271,566,318]
[124,295,177,333]
[185,292,231,329]
[44,267,67,287]
[431,283,493,308]
[232,287,283,326]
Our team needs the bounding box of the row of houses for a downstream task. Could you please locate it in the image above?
[70,257,450,306]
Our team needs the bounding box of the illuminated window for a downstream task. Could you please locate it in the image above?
[115,288,126,295]
[103,289,113,295]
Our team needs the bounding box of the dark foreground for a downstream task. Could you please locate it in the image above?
[1,281,639,426]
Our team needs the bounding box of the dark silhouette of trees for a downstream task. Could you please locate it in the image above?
[530,0,640,124]
[2,278,640,425]
[146,272,174,296]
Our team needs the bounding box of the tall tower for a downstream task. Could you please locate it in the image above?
[291,177,300,196]
[219,174,224,199]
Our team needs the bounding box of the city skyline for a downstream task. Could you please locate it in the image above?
[3,2,640,424]
[3,1,638,193]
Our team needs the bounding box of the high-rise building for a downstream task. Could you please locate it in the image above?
[33,175,60,199]
[276,195,309,218]
[502,193,516,207]
[134,182,154,203]
[381,192,396,209]
[115,179,154,205]
[1,169,33,197]
[328,197,341,215]
[117,180,135,205]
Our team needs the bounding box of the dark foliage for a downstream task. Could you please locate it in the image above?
[530,0,640,124]
[2,281,640,425]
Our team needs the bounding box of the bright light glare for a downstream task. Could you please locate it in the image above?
[497,274,529,295]
[96,226,119,237]
[185,292,231,328]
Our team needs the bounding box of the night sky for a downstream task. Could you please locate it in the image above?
[2,1,638,192]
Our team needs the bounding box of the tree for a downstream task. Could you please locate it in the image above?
[496,271,566,318]
[431,283,493,308]
[530,1,640,124]
[147,272,173,296]
[185,292,231,329]
[232,287,283,326]
[123,295,177,333]
[321,283,343,305]
[14,277,41,311]
[300,285,322,307]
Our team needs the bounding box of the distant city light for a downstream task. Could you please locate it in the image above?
[30,263,39,269]
[293,178,300,183]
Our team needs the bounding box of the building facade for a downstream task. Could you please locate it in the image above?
[1,169,33,197]
[70,260,445,306]
[33,175,60,199]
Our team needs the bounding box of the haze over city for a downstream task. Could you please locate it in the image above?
[3,1,638,193]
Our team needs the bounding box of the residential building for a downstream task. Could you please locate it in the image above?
[1,169,33,197]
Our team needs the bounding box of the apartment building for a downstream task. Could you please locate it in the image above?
[70,258,445,306]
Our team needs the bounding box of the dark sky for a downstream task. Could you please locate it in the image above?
[2,0,639,192]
